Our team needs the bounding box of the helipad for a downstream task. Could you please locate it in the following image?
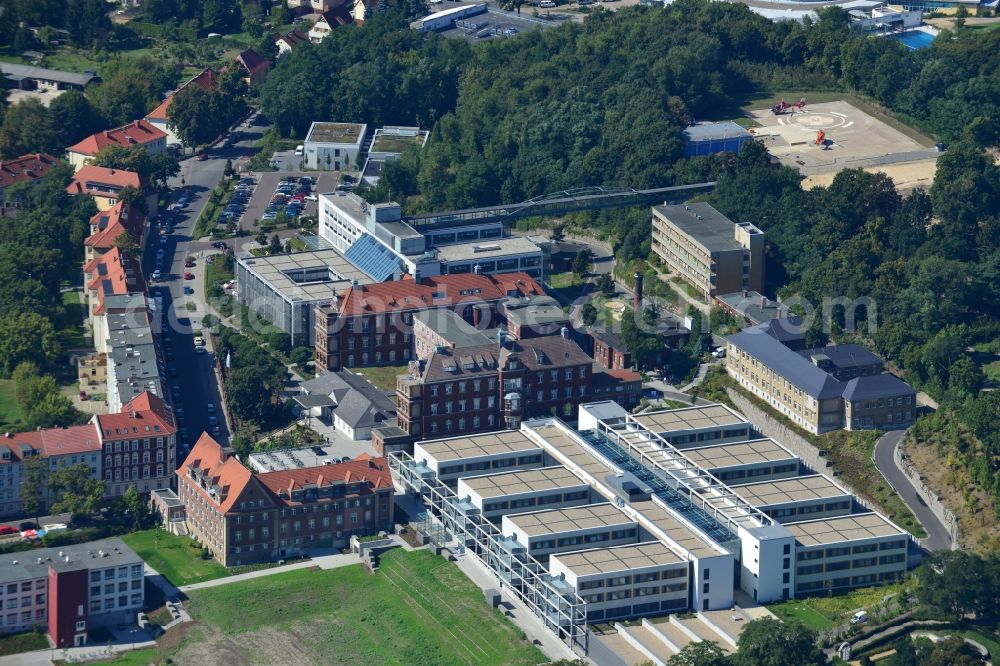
[748,100,938,177]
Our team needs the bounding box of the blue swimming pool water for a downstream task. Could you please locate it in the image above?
[890,31,936,50]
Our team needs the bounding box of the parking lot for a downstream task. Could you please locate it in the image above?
[240,171,339,230]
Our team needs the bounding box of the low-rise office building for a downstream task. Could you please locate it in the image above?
[437,237,544,281]
[0,538,144,648]
[176,434,394,566]
[731,475,854,522]
[295,370,396,441]
[413,431,545,487]
[501,504,640,561]
[456,466,593,523]
[680,439,800,484]
[304,122,368,170]
[651,203,764,299]
[633,404,752,449]
[361,126,430,185]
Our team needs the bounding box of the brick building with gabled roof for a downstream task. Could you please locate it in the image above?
[174,434,394,566]
[314,272,546,371]
[65,120,167,172]
[95,391,177,497]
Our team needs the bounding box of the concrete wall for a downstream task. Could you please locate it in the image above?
[895,440,959,549]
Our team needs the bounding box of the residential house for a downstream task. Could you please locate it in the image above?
[235,49,269,86]
[308,6,354,43]
[65,120,167,172]
[0,153,60,215]
[66,166,153,212]
[0,538,144,648]
[95,392,177,498]
[174,434,394,567]
[273,29,309,59]
[314,272,546,372]
[82,248,145,326]
[83,202,147,265]
[145,68,218,145]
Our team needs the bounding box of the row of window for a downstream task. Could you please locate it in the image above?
[577,568,686,591]
[88,564,144,583]
[438,454,543,477]
[89,594,142,613]
[530,528,638,552]
[103,438,166,454]
[482,490,588,513]
[428,414,495,434]
[105,465,165,482]
[90,579,142,596]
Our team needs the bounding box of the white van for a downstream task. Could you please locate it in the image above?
[850,611,868,625]
[540,0,556,6]
[294,145,304,156]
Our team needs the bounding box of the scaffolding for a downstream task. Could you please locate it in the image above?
[389,453,589,654]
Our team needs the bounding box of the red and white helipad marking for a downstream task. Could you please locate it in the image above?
[777,110,853,131]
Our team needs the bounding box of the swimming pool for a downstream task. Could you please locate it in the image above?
[890,30,936,50]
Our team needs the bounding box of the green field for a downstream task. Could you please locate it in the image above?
[173,549,546,666]
[767,580,909,629]
[0,379,22,429]
[765,601,836,631]
[121,529,228,587]
[0,630,48,656]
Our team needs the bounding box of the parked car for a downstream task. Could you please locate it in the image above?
[711,347,726,359]
[212,241,227,249]
[207,403,215,413]
[196,152,207,161]
[304,194,318,201]
[0,526,17,535]
[194,336,204,346]
[183,286,194,295]
[184,272,195,280]
[851,611,868,625]
[151,270,162,281]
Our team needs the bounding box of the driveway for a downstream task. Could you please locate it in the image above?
[872,429,954,551]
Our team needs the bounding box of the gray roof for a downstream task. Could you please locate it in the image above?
[842,374,915,402]
[0,62,96,87]
[502,295,568,328]
[684,122,752,142]
[652,202,743,253]
[414,309,499,349]
[714,291,790,325]
[796,344,884,370]
[727,329,845,399]
[0,538,140,585]
[300,370,396,428]
[753,317,806,344]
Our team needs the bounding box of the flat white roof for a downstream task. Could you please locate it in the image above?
[785,513,906,547]
[459,466,585,500]
[504,504,635,538]
[634,404,749,434]
[237,248,372,302]
[682,438,797,470]
[416,431,541,464]
[553,541,684,577]
[437,237,542,263]
[732,474,851,508]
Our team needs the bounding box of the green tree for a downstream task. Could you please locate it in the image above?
[732,618,824,666]
[49,463,105,520]
[668,641,729,666]
[0,99,57,157]
[25,392,84,430]
[572,248,594,277]
[551,225,565,242]
[20,455,47,521]
[114,230,139,256]
[47,91,103,151]
[0,312,60,377]
[121,485,152,530]
[580,303,598,326]
[268,234,283,255]
[270,1,291,26]
[921,635,986,666]
[596,272,615,296]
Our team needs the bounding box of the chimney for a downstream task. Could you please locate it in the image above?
[633,272,643,309]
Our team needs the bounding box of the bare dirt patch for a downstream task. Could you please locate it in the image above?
[802,158,938,193]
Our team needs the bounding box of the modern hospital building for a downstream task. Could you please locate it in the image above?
[391,401,916,652]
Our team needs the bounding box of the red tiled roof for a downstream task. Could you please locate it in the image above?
[66,120,167,157]
[603,367,643,382]
[84,202,146,250]
[256,457,392,500]
[236,48,269,77]
[335,272,544,316]
[97,392,176,438]
[179,434,253,514]
[67,165,143,197]
[0,424,101,458]
[83,247,145,314]
[0,153,60,190]
[275,29,309,48]
[146,68,218,122]
[317,6,354,28]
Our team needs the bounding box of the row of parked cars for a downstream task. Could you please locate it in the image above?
[220,176,256,225]
[264,176,316,221]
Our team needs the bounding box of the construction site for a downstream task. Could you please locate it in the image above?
[748,100,940,190]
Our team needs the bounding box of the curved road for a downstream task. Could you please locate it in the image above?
[872,429,953,551]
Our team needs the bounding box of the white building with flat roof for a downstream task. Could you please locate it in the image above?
[501,504,640,560]
[456,466,593,522]
[437,237,544,281]
[414,431,545,487]
[731,474,854,522]
[304,122,368,171]
[633,404,752,449]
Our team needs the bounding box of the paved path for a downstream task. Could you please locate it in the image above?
[872,429,953,551]
[680,360,721,393]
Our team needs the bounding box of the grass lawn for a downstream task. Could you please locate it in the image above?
[56,290,89,349]
[121,529,228,587]
[43,48,103,73]
[765,601,836,631]
[955,629,1000,658]
[547,271,588,303]
[0,379,22,429]
[768,581,910,630]
[77,647,160,666]
[983,359,1000,383]
[347,365,409,393]
[0,630,48,656]
[179,549,545,666]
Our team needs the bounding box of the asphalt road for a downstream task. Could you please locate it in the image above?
[872,429,953,551]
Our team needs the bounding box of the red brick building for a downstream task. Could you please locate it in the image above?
[176,434,394,567]
[395,333,641,443]
[314,272,545,372]
[96,392,177,498]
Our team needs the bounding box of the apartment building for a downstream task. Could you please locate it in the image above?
[65,120,167,172]
[176,435,394,567]
[66,166,152,212]
[314,272,545,372]
[0,153,59,214]
[0,538,143,648]
[95,392,177,497]
[84,203,147,265]
[0,426,101,516]
[396,333,641,441]
[650,202,764,299]
[725,326,916,434]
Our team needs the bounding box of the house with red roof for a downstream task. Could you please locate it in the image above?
[66,165,155,213]
[308,6,354,43]
[65,120,167,172]
[273,29,309,59]
[84,202,147,265]
[314,271,546,372]
[234,48,269,86]
[145,68,218,145]
[172,433,393,566]
[96,392,177,497]
[0,153,60,215]
[82,247,145,325]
